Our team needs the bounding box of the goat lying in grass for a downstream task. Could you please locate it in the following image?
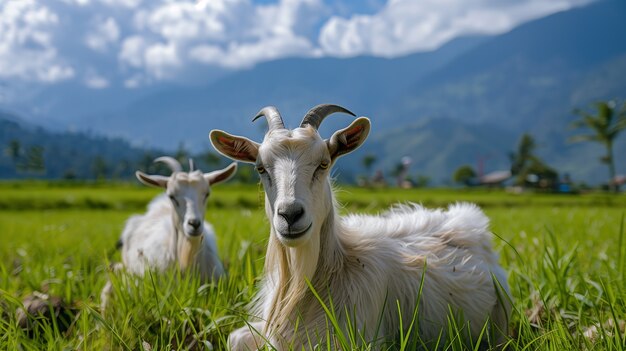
[120,157,236,280]
[210,104,511,350]
[100,157,236,312]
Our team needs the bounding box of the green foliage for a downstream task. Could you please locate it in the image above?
[5,139,21,161]
[453,165,477,185]
[571,100,626,192]
[510,133,558,187]
[411,174,431,188]
[361,154,377,174]
[0,117,253,182]
[1,183,625,350]
[174,142,191,166]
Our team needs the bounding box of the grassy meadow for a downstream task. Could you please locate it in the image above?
[1,181,625,350]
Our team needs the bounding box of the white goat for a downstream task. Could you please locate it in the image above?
[100,157,237,313]
[120,156,236,281]
[210,105,511,350]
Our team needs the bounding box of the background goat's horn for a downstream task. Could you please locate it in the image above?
[300,104,356,130]
[252,106,285,131]
[154,156,183,173]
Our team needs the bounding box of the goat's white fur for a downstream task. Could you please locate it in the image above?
[210,109,510,350]
[120,193,224,280]
[100,159,236,313]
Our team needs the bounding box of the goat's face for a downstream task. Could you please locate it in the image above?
[166,171,211,236]
[210,105,370,248]
[136,161,237,237]
[254,127,333,246]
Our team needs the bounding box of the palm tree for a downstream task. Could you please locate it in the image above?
[570,100,626,192]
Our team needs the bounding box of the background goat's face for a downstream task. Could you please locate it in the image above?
[136,163,237,237]
[210,115,370,248]
[166,172,210,237]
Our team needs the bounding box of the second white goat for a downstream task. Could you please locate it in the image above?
[120,157,236,281]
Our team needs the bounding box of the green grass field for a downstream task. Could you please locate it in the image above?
[1,182,625,350]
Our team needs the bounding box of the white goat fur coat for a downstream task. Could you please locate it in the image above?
[248,201,510,348]
[120,195,223,281]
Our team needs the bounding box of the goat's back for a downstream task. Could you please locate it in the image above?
[120,195,176,275]
[338,202,510,344]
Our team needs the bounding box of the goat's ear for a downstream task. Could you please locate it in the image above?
[327,117,370,160]
[136,171,169,188]
[205,162,237,185]
[209,130,259,164]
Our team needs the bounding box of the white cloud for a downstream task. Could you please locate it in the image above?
[118,0,324,82]
[319,0,593,57]
[84,69,110,88]
[144,41,180,78]
[100,0,143,8]
[85,16,120,52]
[124,74,144,88]
[60,0,91,6]
[188,44,223,65]
[62,0,143,8]
[120,36,181,78]
[189,34,316,68]
[255,0,326,38]
[0,0,75,82]
[0,0,596,87]
[224,34,317,68]
[119,35,147,67]
[137,1,230,42]
[39,64,75,82]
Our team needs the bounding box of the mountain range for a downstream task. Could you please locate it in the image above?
[1,0,625,184]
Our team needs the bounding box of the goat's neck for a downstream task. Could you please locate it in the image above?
[269,185,344,286]
[264,188,344,334]
[172,213,202,271]
[286,208,343,281]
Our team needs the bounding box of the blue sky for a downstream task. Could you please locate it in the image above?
[0,0,593,90]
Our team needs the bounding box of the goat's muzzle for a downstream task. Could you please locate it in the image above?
[185,218,204,237]
[274,201,312,242]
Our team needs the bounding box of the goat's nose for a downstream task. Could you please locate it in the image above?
[277,203,305,226]
[187,219,201,229]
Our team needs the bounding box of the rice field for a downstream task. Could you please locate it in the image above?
[0,181,625,350]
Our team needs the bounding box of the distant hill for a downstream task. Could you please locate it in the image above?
[389,0,626,129]
[382,0,626,183]
[76,35,485,146]
[0,110,163,179]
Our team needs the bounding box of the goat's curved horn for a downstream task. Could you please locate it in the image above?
[252,106,285,131]
[300,104,356,130]
[154,156,183,173]
[188,158,195,172]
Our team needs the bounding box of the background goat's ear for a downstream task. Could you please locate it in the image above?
[209,130,259,163]
[136,171,169,188]
[327,117,370,160]
[205,162,237,185]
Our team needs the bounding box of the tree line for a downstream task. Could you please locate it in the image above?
[2,100,625,190]
[451,100,626,192]
[357,100,626,192]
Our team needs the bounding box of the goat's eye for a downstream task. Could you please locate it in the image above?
[319,161,330,170]
[256,166,266,174]
[169,195,179,206]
